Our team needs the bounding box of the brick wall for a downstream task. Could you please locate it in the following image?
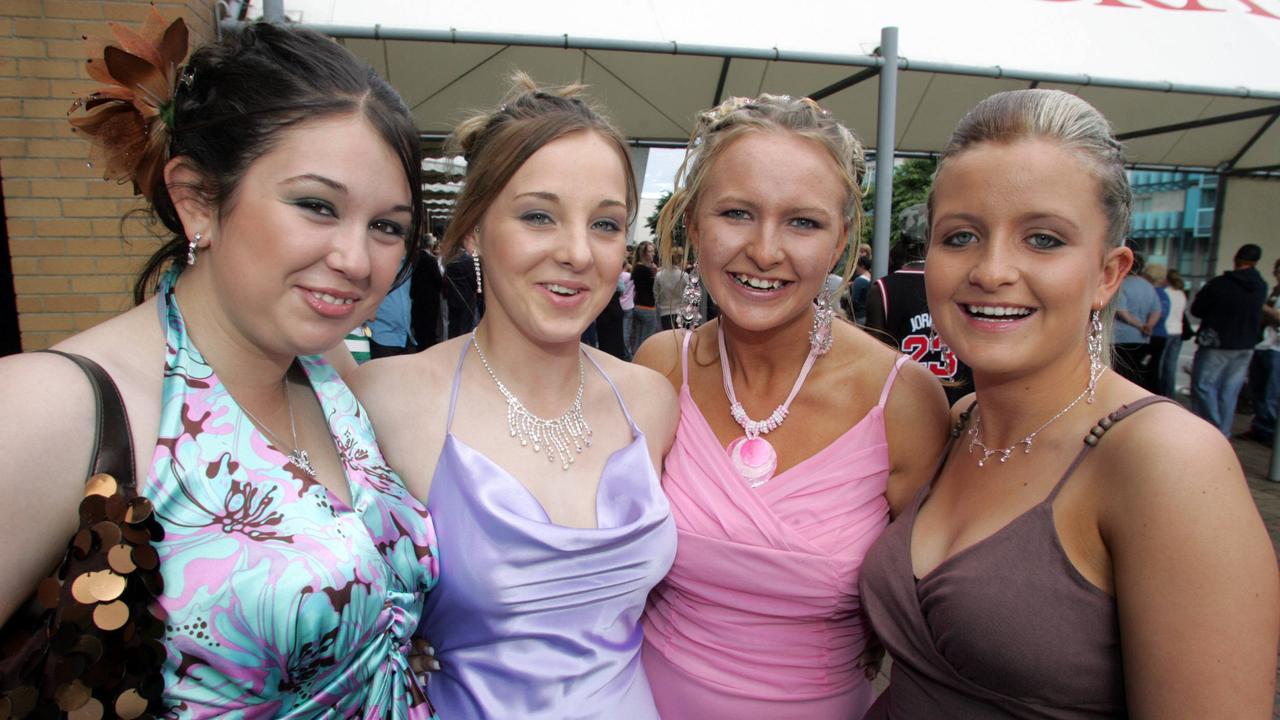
[1,0,217,350]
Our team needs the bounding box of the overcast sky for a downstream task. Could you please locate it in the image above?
[641,148,685,199]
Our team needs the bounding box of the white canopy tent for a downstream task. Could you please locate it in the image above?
[226,0,1280,275]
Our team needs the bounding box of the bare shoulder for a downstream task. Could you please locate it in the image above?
[949,391,977,422]
[0,344,125,624]
[1092,396,1278,717]
[1095,399,1247,511]
[632,329,684,386]
[586,347,679,452]
[349,338,462,422]
[829,320,899,377]
[347,338,464,501]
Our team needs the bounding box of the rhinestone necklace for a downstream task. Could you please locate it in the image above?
[239,377,317,477]
[967,364,1106,468]
[470,331,592,471]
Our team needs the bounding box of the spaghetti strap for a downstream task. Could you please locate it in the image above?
[444,340,470,431]
[877,355,912,408]
[1044,395,1177,503]
[680,329,694,389]
[583,349,640,432]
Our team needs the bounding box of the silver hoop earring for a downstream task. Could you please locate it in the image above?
[679,263,703,329]
[1087,309,1104,403]
[810,286,834,355]
[472,250,482,295]
[188,232,201,266]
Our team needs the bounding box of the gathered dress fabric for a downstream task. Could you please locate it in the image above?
[147,274,440,718]
[858,397,1174,719]
[642,331,908,719]
[419,342,677,719]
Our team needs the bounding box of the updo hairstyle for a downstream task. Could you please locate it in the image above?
[441,72,639,262]
[929,89,1133,364]
[656,95,867,279]
[132,22,423,302]
[928,89,1131,250]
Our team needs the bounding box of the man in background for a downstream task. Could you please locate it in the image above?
[1190,243,1267,437]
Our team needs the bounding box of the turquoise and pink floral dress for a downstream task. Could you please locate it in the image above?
[146,275,439,718]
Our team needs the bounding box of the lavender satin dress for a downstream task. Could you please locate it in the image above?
[418,342,676,719]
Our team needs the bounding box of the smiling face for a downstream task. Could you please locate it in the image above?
[688,131,849,335]
[470,130,630,347]
[189,113,412,358]
[925,137,1130,380]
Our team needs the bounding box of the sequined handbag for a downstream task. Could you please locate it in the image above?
[0,351,166,720]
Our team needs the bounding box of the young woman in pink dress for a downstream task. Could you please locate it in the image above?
[635,95,950,719]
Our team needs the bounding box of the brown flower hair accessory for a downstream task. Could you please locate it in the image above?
[68,7,189,201]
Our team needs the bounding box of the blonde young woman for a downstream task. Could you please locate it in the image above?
[859,89,1278,719]
[635,95,949,719]
[350,77,678,719]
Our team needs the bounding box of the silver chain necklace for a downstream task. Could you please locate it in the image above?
[470,331,593,471]
[239,378,317,477]
[967,365,1106,468]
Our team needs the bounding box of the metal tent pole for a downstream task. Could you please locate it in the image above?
[871,26,898,281]
[263,0,285,23]
[216,19,1280,102]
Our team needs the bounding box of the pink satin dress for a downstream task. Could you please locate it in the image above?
[642,331,908,719]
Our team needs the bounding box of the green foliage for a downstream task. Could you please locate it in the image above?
[645,190,686,259]
[860,158,937,249]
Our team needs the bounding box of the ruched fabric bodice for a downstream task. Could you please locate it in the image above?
[642,331,907,719]
[419,343,676,719]
[859,398,1173,719]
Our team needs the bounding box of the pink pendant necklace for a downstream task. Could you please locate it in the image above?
[718,322,822,487]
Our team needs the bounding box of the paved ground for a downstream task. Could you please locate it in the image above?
[1225,413,1280,719]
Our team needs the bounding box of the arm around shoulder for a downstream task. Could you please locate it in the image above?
[1102,408,1278,718]
[883,359,950,517]
[0,353,102,626]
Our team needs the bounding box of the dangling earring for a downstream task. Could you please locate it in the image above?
[187,232,201,266]
[472,227,483,295]
[1087,308,1104,403]
[679,263,703,329]
[810,286,834,355]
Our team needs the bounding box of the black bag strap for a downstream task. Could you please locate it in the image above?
[39,349,136,485]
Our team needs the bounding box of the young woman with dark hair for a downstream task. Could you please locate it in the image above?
[0,15,438,716]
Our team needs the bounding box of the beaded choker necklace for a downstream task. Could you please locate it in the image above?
[718,323,821,487]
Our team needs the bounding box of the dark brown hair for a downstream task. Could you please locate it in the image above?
[132,22,423,302]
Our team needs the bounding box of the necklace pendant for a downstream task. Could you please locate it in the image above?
[728,436,778,488]
[288,449,317,477]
